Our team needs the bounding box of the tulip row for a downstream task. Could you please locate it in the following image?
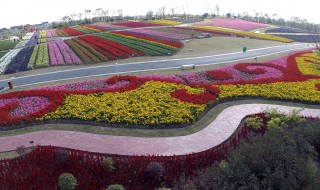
[95,32,179,55]
[28,43,50,68]
[46,29,57,38]
[65,39,107,64]
[3,46,34,74]
[39,30,46,39]
[112,30,183,48]
[57,27,84,36]
[77,35,143,60]
[0,49,21,73]
[48,41,65,65]
[72,25,97,34]
[130,28,191,40]
[148,19,183,25]
[25,31,39,47]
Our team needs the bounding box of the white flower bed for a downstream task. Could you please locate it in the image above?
[0,49,21,73]
[15,33,34,48]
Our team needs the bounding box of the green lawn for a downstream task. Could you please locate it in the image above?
[0,40,18,51]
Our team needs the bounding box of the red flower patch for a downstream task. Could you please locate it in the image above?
[171,83,220,104]
[207,70,233,80]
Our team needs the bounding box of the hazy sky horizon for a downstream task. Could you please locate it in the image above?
[1,0,319,28]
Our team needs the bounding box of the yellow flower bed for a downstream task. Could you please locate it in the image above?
[217,79,320,102]
[40,81,206,125]
[149,19,182,25]
[194,26,293,43]
[296,53,320,76]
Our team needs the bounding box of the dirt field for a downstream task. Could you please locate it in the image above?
[0,36,286,80]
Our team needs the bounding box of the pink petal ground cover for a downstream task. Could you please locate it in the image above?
[46,29,57,38]
[130,28,191,40]
[48,42,65,66]
[38,79,130,91]
[0,96,50,117]
[55,41,82,64]
[200,18,269,31]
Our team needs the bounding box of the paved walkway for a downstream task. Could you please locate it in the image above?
[1,104,320,156]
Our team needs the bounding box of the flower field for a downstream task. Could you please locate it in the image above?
[148,19,183,25]
[0,31,183,73]
[1,50,320,128]
[198,18,269,31]
[111,21,164,28]
[2,49,320,189]
[265,27,313,34]
[129,28,191,40]
[268,34,318,43]
[178,26,294,42]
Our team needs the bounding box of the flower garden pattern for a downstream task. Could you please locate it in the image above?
[1,50,320,128]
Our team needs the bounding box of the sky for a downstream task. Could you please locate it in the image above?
[1,0,319,28]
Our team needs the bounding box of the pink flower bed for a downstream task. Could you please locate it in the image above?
[0,96,51,117]
[46,29,57,38]
[130,29,191,40]
[55,41,82,64]
[38,79,130,91]
[201,18,269,31]
[48,42,65,66]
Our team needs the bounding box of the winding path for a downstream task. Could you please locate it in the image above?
[0,104,319,156]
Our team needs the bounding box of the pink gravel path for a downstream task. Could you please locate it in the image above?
[0,104,319,156]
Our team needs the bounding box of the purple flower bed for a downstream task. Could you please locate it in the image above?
[271,34,318,43]
[38,79,130,91]
[55,41,82,64]
[4,46,34,74]
[130,29,191,40]
[200,18,269,31]
[139,74,186,83]
[48,42,65,66]
[0,96,50,117]
[26,31,39,47]
[265,27,314,34]
[46,29,57,38]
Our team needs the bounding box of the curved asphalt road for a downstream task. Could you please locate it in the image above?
[0,43,312,88]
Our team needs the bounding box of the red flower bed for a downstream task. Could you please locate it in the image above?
[0,122,252,190]
[111,31,183,48]
[78,35,143,58]
[60,28,84,36]
[0,90,65,126]
[83,25,106,31]
[171,83,220,104]
[207,70,233,80]
[111,21,164,28]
